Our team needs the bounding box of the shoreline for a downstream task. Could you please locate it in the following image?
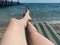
[0,20,60,31]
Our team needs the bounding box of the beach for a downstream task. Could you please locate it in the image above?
[0,21,8,43]
[0,3,60,42]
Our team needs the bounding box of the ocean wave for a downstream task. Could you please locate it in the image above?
[48,21,60,24]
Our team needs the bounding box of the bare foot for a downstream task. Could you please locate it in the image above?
[20,7,31,27]
[24,7,31,21]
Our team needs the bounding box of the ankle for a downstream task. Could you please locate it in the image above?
[19,18,27,28]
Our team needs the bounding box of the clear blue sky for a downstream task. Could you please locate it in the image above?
[10,0,60,3]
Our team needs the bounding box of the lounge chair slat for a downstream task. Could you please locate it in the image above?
[43,22,60,45]
[34,24,43,35]
[41,22,57,45]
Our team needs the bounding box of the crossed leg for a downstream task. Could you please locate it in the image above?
[27,21,54,45]
[1,7,54,45]
[1,8,31,45]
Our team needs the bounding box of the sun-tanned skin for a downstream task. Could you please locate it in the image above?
[27,21,54,45]
[1,8,31,45]
[1,7,54,45]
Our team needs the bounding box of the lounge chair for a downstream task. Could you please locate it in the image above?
[26,21,60,45]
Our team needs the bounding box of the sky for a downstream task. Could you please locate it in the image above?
[9,0,60,3]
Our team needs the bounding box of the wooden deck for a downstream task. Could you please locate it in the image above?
[0,1,20,7]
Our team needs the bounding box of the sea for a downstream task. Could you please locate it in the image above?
[0,3,60,24]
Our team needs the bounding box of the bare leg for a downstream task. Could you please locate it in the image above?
[27,22,54,45]
[1,8,31,45]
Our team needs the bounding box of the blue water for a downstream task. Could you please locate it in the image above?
[0,3,60,22]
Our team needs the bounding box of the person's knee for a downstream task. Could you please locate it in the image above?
[10,18,18,22]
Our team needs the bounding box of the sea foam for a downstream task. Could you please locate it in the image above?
[48,21,60,24]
